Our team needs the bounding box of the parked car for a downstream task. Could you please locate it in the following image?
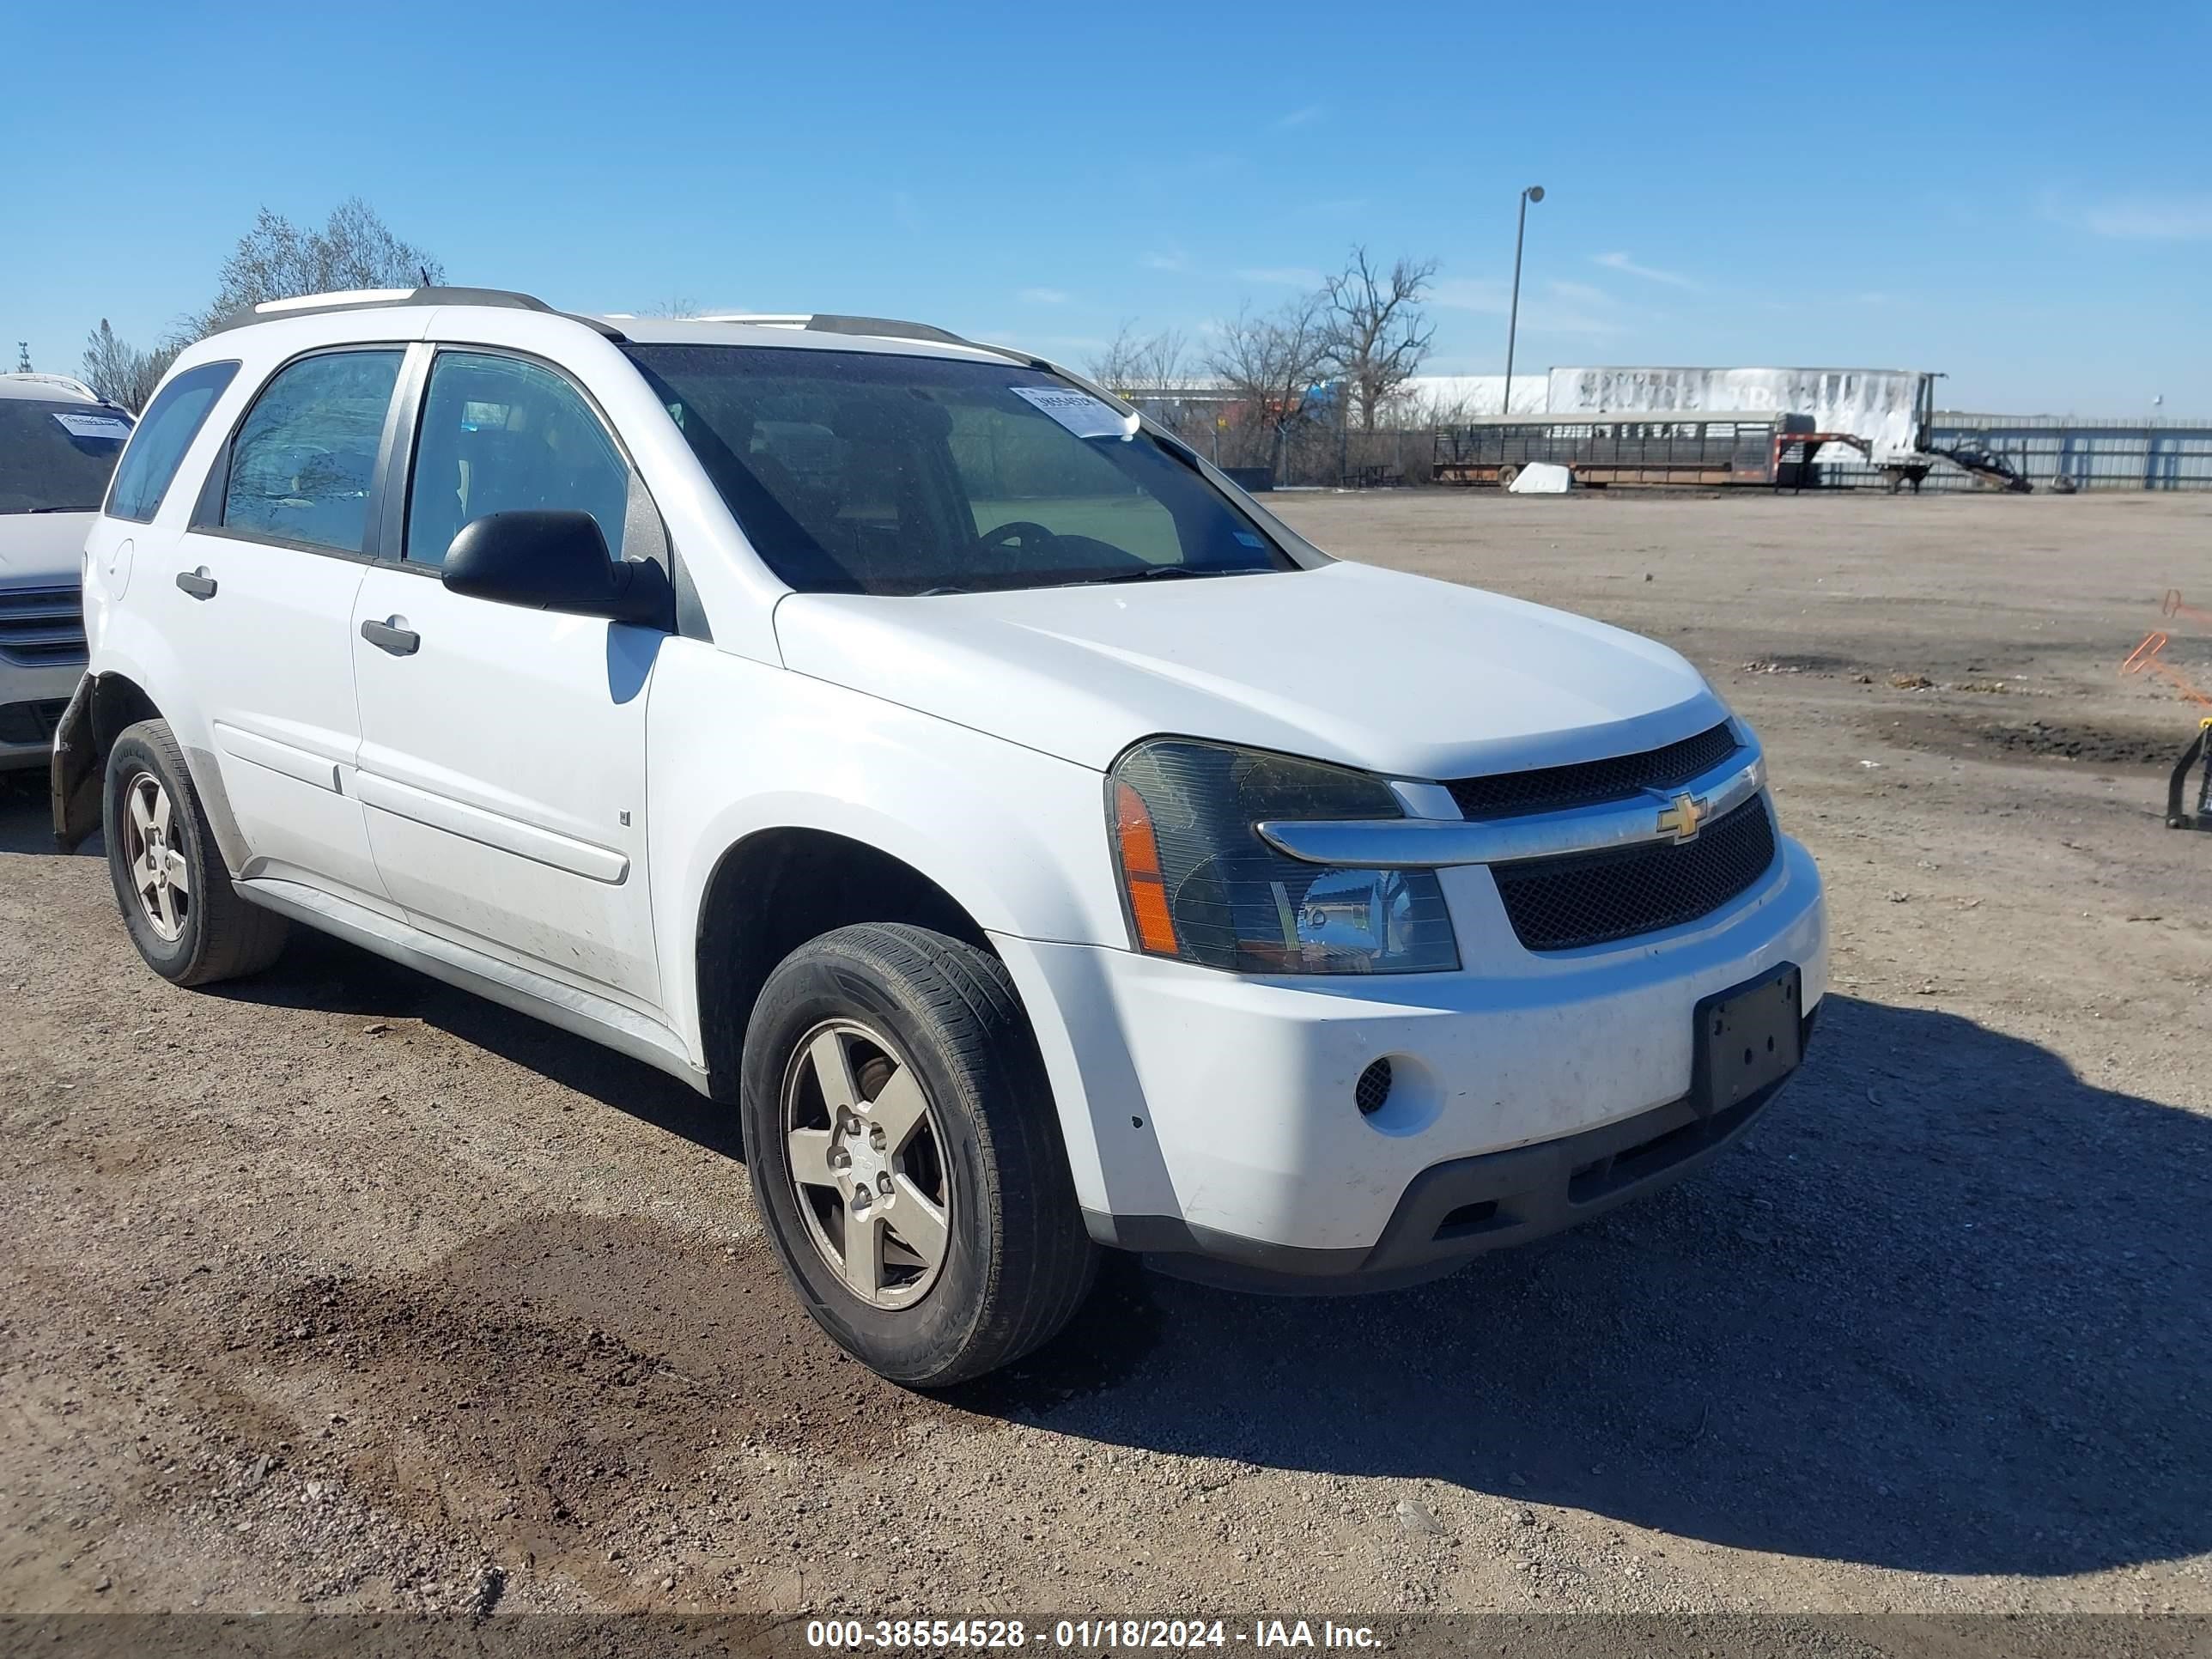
[1,374,132,769]
[53,289,1827,1385]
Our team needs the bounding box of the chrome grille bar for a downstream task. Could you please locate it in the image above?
[1256,745,1767,870]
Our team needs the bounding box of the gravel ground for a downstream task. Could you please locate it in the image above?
[2,489,2207,1625]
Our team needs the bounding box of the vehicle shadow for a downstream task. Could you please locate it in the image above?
[0,773,95,856]
[963,993,2212,1580]
[102,842,2212,1582]
[210,924,742,1161]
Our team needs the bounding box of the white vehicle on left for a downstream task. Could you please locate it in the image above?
[0,374,133,770]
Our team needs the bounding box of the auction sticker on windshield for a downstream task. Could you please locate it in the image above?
[52,412,132,441]
[1009,385,1132,440]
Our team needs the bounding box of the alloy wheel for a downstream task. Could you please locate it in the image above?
[123,770,190,943]
[780,1019,952,1310]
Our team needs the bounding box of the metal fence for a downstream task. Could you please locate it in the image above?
[1816,413,2212,492]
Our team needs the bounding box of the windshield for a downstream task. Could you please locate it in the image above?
[0,399,134,514]
[625,344,1297,595]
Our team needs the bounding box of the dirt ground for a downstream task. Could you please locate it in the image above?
[2,489,2208,1626]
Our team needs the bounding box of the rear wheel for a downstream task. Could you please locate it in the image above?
[103,720,288,986]
[1497,463,1521,489]
[740,923,1097,1386]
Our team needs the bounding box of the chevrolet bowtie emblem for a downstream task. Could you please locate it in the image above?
[1656,791,1707,842]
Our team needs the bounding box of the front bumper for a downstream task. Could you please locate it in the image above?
[1122,1006,1814,1292]
[995,826,1826,1279]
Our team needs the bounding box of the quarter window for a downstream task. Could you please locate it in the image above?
[106,361,238,523]
[405,352,631,566]
[222,350,403,553]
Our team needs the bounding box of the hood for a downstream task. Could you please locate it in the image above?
[0,512,94,586]
[773,561,1727,780]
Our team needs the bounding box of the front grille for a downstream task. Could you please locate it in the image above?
[1448,720,1739,818]
[0,697,69,746]
[1493,794,1778,951]
[0,586,87,666]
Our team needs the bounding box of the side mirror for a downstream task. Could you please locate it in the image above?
[440,509,673,629]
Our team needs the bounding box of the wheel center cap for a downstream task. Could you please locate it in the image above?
[843,1129,889,1190]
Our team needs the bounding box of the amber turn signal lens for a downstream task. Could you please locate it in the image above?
[1113,780,1179,956]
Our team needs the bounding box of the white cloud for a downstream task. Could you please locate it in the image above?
[1236,265,1322,288]
[1548,278,1612,307]
[1140,248,1189,272]
[1274,103,1324,130]
[1593,251,1698,289]
[1018,287,1071,305]
[1432,276,1623,337]
[2080,195,2212,240]
[1431,277,1510,316]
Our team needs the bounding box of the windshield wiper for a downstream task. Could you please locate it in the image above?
[1074,564,1245,587]
[24,504,100,514]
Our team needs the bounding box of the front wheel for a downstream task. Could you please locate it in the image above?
[740,924,1097,1386]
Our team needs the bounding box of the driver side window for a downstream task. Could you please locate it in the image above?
[405,351,632,567]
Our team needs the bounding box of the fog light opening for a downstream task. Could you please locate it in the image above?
[1355,1058,1394,1117]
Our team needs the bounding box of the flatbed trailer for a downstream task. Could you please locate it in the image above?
[1433,410,1820,489]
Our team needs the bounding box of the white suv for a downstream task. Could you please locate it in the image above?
[55,288,1826,1385]
[2,374,133,769]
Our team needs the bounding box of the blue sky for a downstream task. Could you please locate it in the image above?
[8,1,2208,414]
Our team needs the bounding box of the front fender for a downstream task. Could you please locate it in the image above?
[646,641,1130,1054]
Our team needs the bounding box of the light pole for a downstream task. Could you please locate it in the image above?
[1501,185,1544,416]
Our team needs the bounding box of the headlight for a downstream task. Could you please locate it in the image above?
[1109,738,1459,975]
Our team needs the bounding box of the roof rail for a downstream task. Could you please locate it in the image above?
[686,313,1026,356]
[0,371,113,405]
[207,286,628,342]
[603,308,1060,374]
[801,314,973,348]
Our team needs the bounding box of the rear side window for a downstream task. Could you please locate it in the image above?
[221,350,403,554]
[106,362,237,523]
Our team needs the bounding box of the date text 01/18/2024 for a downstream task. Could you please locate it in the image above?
[805,1620,1382,1650]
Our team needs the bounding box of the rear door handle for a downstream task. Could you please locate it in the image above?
[360,617,420,657]
[175,568,216,599]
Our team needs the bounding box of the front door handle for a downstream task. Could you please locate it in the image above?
[175,568,217,600]
[360,617,420,657]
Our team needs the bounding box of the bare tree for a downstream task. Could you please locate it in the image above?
[640,296,701,318]
[191,198,447,336]
[1205,295,1332,475]
[1085,320,1148,397]
[81,320,180,412]
[1085,321,1186,396]
[1133,326,1188,392]
[1320,248,1437,481]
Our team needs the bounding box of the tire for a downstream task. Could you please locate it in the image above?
[1496,464,1520,490]
[103,719,289,987]
[740,923,1097,1387]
